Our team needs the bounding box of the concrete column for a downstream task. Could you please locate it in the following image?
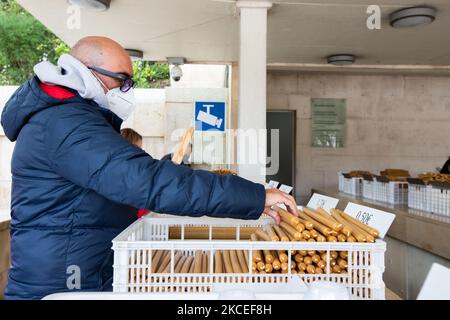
[229,63,239,172]
[236,1,272,184]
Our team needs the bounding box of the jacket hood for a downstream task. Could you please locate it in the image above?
[34,53,109,109]
[1,77,120,142]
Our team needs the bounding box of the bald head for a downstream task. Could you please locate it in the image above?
[70,36,133,91]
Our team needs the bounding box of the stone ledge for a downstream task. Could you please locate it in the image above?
[0,270,8,300]
[0,219,9,231]
[0,222,10,274]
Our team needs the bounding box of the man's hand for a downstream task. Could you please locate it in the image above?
[263,188,298,224]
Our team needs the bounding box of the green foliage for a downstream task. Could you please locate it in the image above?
[0,0,21,13]
[0,0,169,88]
[133,60,170,89]
[0,0,70,84]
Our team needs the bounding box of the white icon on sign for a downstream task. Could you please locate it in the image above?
[197,104,223,129]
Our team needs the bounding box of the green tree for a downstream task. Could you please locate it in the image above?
[0,0,169,87]
[133,60,170,89]
[0,0,69,84]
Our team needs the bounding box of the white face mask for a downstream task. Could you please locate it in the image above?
[105,87,136,121]
[92,71,136,121]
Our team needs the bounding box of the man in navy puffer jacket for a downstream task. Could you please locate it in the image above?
[0,36,298,299]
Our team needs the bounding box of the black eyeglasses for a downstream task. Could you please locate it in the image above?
[88,66,135,92]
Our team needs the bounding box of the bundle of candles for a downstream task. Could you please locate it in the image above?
[147,206,379,275]
[243,206,379,275]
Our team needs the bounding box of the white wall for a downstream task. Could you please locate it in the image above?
[121,89,166,159]
[267,71,450,204]
[0,87,17,215]
[170,64,227,89]
[0,139,13,213]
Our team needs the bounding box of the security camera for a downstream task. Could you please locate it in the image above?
[167,57,185,82]
[170,65,183,82]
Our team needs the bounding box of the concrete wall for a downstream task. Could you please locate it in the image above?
[385,236,450,299]
[121,89,166,159]
[170,64,227,89]
[0,139,13,213]
[267,71,450,204]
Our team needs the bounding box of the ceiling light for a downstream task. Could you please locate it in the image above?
[327,54,355,66]
[125,49,144,60]
[390,6,436,28]
[67,0,111,11]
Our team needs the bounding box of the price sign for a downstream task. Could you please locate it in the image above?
[307,193,339,212]
[267,180,279,189]
[279,184,293,194]
[344,202,395,238]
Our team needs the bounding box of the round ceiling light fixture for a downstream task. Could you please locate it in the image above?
[389,6,436,28]
[67,0,111,11]
[327,54,355,66]
[125,49,144,60]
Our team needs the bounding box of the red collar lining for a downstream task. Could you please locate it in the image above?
[39,83,76,100]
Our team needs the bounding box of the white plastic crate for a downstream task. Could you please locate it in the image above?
[342,174,363,197]
[112,216,386,300]
[430,182,450,217]
[373,179,388,203]
[373,177,408,205]
[407,179,432,212]
[362,177,375,200]
[387,181,408,205]
[338,172,344,192]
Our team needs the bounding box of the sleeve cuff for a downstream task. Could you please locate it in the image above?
[245,183,266,220]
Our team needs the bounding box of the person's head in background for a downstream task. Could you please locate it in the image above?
[440,155,450,174]
[121,128,143,148]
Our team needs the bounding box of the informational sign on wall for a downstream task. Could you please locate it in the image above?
[311,98,346,148]
[194,101,225,132]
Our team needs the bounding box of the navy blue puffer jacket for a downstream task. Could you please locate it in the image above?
[1,77,265,300]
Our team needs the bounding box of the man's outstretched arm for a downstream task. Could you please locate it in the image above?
[46,106,298,220]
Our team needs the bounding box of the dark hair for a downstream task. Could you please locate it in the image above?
[120,128,142,146]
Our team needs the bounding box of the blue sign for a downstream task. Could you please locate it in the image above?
[194,101,225,132]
